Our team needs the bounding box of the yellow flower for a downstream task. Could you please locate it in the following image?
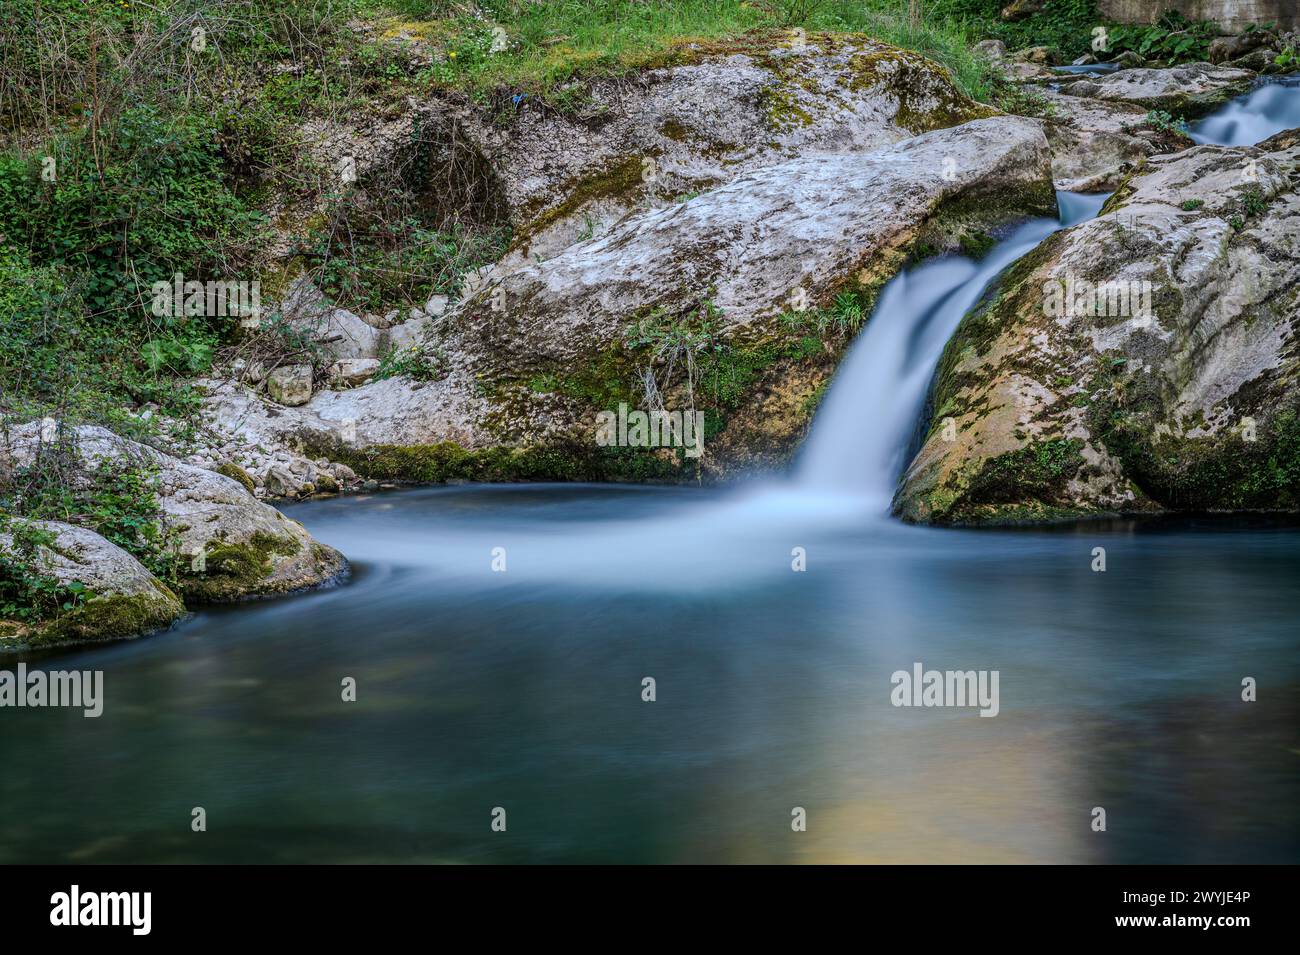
[448,51,456,59]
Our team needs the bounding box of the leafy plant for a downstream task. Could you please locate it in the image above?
[1107,12,1219,65]
[0,517,91,623]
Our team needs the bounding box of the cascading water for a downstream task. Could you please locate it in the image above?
[1191,74,1300,146]
[795,191,1107,508]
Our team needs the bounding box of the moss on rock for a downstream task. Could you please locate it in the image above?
[2,588,185,652]
[216,462,257,494]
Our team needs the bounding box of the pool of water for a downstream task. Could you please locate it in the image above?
[2,484,1297,863]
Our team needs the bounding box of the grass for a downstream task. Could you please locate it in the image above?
[367,1,1015,105]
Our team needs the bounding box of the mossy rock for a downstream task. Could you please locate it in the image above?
[2,587,185,653]
[216,462,257,494]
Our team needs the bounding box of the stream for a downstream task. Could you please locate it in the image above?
[2,79,1298,864]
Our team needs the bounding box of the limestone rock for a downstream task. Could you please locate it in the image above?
[894,132,1300,524]
[201,117,1059,478]
[1,424,347,603]
[1037,88,1170,191]
[281,276,382,360]
[1061,63,1255,114]
[0,520,185,651]
[329,358,381,388]
[267,364,313,406]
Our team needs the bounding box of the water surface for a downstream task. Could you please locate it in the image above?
[3,486,1296,864]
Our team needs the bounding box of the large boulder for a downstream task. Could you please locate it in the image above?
[1060,63,1256,115]
[453,116,1056,373]
[0,520,185,652]
[201,115,1058,481]
[419,35,1000,267]
[895,129,1300,524]
[1030,88,1169,191]
[1,424,347,602]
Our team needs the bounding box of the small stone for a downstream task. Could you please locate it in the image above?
[328,358,381,388]
[266,365,313,407]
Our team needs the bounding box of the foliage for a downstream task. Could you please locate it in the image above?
[0,517,90,623]
[922,0,1098,61]
[2,455,180,584]
[373,344,443,382]
[1106,12,1219,65]
[1144,109,1189,135]
[305,215,508,313]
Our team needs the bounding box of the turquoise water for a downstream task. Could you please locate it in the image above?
[2,485,1297,863]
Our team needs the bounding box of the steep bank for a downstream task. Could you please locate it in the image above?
[895,127,1300,523]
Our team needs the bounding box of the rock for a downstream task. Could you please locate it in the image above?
[1015,46,1057,66]
[1060,63,1255,114]
[1001,59,1060,82]
[262,467,298,498]
[267,364,313,406]
[425,293,449,316]
[430,35,1000,267]
[1112,50,1146,70]
[1228,48,1281,72]
[894,134,1300,524]
[329,358,381,388]
[315,473,339,494]
[454,117,1057,373]
[330,463,358,484]
[1036,88,1169,191]
[215,462,256,494]
[974,40,1007,60]
[198,117,1057,480]
[1096,2,1297,33]
[1001,0,1045,21]
[382,314,435,352]
[1209,31,1277,65]
[281,276,383,359]
[0,520,185,652]
[1073,53,1098,66]
[1,424,347,603]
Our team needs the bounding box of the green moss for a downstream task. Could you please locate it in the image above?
[958,230,996,259]
[9,590,183,651]
[659,119,691,142]
[318,439,690,485]
[1092,394,1300,512]
[178,531,302,603]
[845,49,996,133]
[758,84,814,133]
[911,438,1088,525]
[512,155,650,249]
[216,462,257,494]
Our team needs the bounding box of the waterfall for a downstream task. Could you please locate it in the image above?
[795,191,1108,510]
